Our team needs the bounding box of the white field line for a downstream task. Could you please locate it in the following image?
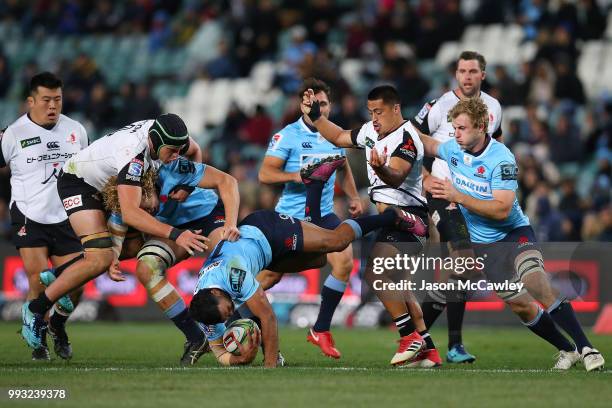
[0,367,610,374]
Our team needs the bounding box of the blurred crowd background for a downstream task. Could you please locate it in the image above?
[0,0,611,243]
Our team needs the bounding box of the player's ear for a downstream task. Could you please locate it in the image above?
[481,70,486,81]
[27,95,35,108]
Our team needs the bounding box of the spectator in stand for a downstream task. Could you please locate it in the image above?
[239,105,274,147]
[553,58,586,104]
[0,53,12,98]
[206,40,239,79]
[549,114,583,165]
[494,65,521,105]
[149,10,172,52]
[529,60,555,105]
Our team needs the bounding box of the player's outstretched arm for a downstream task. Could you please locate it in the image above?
[117,184,209,254]
[246,286,279,368]
[258,156,301,185]
[301,88,354,148]
[196,165,240,241]
[430,180,514,221]
[416,129,441,158]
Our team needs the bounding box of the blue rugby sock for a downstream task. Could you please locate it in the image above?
[523,307,574,352]
[342,209,396,239]
[168,301,204,343]
[304,180,324,224]
[313,275,347,332]
[549,300,592,352]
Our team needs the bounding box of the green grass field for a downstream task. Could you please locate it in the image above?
[1,322,610,407]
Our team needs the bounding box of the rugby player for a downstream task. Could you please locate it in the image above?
[411,51,502,363]
[190,157,426,367]
[102,156,240,365]
[1,72,88,360]
[259,78,362,359]
[20,114,209,350]
[419,97,605,371]
[301,85,441,367]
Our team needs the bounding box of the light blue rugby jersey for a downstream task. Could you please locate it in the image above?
[194,225,272,340]
[438,138,530,243]
[155,158,220,226]
[265,117,345,219]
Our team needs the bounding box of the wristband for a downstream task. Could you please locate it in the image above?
[307,98,322,122]
[169,227,184,241]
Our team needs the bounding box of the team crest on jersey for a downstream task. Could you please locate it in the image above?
[127,159,144,177]
[20,137,41,148]
[66,133,77,144]
[268,133,283,150]
[229,267,246,292]
[463,154,473,166]
[474,165,486,178]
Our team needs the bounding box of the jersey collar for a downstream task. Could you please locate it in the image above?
[464,135,492,157]
[27,113,57,131]
[377,120,407,141]
[299,116,319,134]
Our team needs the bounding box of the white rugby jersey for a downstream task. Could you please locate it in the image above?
[411,90,502,180]
[0,114,88,224]
[350,120,427,208]
[63,120,157,191]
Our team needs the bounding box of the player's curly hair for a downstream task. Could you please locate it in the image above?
[101,169,158,213]
[448,98,489,132]
[299,78,331,101]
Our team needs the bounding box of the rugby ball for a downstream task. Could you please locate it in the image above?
[222,318,260,355]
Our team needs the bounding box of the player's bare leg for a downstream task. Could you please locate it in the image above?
[517,251,604,371]
[306,246,354,359]
[134,228,224,366]
[22,210,113,349]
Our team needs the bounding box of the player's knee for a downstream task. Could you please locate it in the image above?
[515,249,545,281]
[507,299,535,320]
[136,240,176,289]
[80,232,114,270]
[330,254,353,279]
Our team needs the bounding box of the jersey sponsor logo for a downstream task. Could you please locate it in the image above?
[474,165,486,178]
[229,267,246,292]
[452,173,491,196]
[201,324,218,338]
[365,137,375,148]
[62,194,83,210]
[27,152,76,164]
[202,260,222,274]
[46,141,60,150]
[20,137,41,148]
[178,159,195,174]
[42,161,63,184]
[450,156,458,167]
[500,164,518,180]
[268,133,283,150]
[301,142,313,149]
